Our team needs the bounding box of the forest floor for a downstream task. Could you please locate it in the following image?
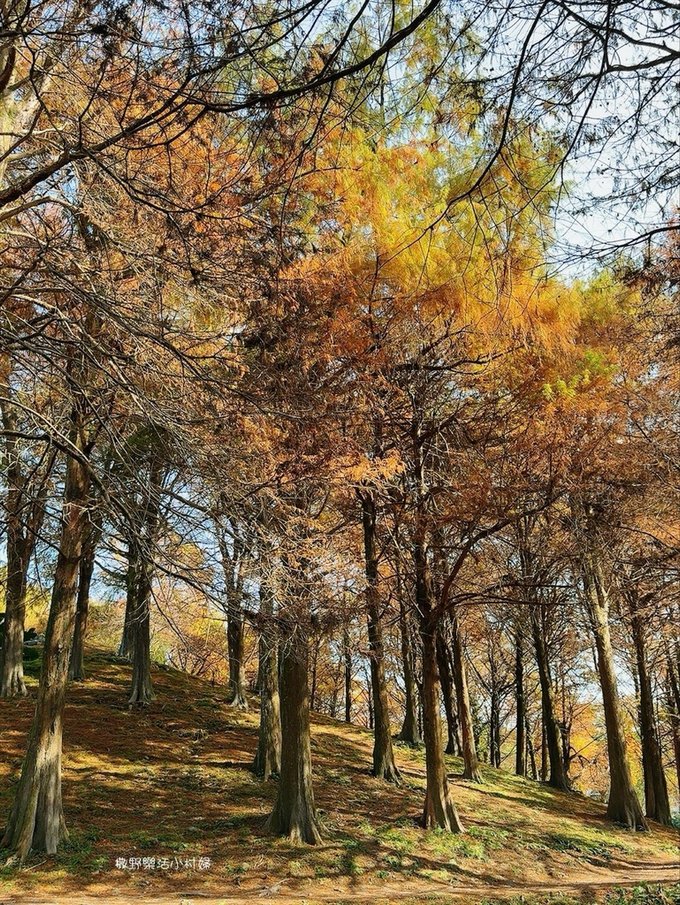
[0,650,678,905]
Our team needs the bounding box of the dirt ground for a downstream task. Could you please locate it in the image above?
[1,651,678,904]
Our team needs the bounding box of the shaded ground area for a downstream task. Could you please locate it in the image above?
[0,650,678,903]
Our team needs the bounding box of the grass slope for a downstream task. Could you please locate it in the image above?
[0,649,678,904]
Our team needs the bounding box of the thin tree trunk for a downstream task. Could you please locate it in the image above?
[0,372,49,697]
[0,359,28,698]
[226,610,248,709]
[396,548,421,745]
[526,718,538,780]
[310,634,319,711]
[582,544,646,829]
[437,631,461,755]
[361,491,400,783]
[489,687,501,769]
[630,602,670,824]
[253,581,281,780]
[267,633,321,843]
[530,605,569,791]
[366,668,374,729]
[398,599,421,746]
[666,668,680,800]
[0,548,29,698]
[118,549,136,660]
[68,525,98,682]
[515,627,526,776]
[666,659,680,798]
[128,563,155,706]
[343,627,352,723]
[1,423,89,859]
[219,528,248,710]
[128,455,163,707]
[451,613,482,782]
[540,716,548,782]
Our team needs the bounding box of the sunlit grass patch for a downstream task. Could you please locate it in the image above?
[605,884,680,904]
[544,827,631,863]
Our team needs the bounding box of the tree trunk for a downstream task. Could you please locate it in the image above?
[515,627,526,776]
[216,525,249,709]
[0,550,29,698]
[411,422,463,831]
[310,634,319,711]
[361,492,400,783]
[667,661,680,799]
[253,583,281,780]
[343,627,352,723]
[128,564,155,706]
[267,634,321,844]
[128,455,163,707]
[437,631,461,755]
[420,618,464,831]
[367,668,374,729]
[582,547,646,829]
[530,605,569,791]
[398,600,421,746]
[489,687,501,769]
[451,613,482,782]
[0,360,30,698]
[526,718,538,780]
[118,550,136,660]
[630,602,670,824]
[0,401,48,697]
[540,717,548,782]
[226,610,248,709]
[1,429,89,859]
[68,526,98,682]
[396,557,421,746]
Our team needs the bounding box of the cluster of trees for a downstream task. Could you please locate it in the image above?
[0,0,678,864]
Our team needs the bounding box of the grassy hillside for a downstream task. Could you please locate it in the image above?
[0,649,678,904]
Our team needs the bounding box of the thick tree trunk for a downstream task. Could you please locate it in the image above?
[1,433,89,860]
[411,420,463,831]
[361,492,400,783]
[420,618,464,831]
[268,634,321,844]
[451,613,482,782]
[68,528,97,682]
[437,631,461,755]
[343,628,352,723]
[253,583,281,780]
[515,627,526,776]
[530,605,569,791]
[582,548,646,829]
